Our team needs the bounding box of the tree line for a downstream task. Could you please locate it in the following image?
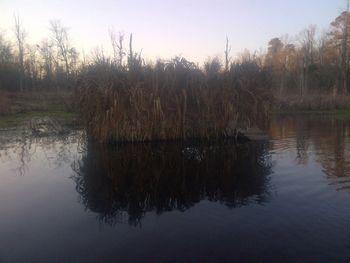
[0,17,78,91]
[1,10,350,98]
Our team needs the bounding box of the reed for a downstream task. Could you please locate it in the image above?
[76,57,272,143]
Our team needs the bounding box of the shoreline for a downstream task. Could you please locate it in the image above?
[0,110,78,129]
[1,109,350,129]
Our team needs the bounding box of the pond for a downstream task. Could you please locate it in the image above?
[0,114,349,262]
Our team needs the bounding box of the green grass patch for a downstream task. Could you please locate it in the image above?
[331,109,350,120]
[274,109,350,120]
[0,111,78,128]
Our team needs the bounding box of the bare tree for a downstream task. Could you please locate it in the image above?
[280,36,295,96]
[0,33,13,64]
[91,46,108,64]
[128,33,134,67]
[25,44,39,89]
[50,20,77,80]
[266,37,284,94]
[224,36,231,72]
[0,33,15,91]
[109,28,125,67]
[37,39,54,85]
[127,33,142,70]
[299,25,317,97]
[14,14,26,91]
[317,30,328,66]
[329,1,350,94]
[342,0,350,94]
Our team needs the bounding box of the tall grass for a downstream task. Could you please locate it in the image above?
[76,57,272,143]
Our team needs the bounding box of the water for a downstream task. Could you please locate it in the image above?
[0,114,350,262]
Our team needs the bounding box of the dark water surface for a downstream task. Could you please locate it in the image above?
[0,114,350,262]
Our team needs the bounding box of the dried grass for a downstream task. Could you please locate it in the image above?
[76,58,272,143]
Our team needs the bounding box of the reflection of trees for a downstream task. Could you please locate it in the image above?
[73,141,272,226]
[0,128,82,175]
[271,115,350,191]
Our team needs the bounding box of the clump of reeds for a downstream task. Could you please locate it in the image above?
[76,56,272,143]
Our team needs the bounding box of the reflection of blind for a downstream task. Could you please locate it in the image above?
[73,141,272,225]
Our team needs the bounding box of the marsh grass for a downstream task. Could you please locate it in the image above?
[77,58,272,143]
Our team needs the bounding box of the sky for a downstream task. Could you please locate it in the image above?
[0,0,347,63]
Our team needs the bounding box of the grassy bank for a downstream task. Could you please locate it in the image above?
[0,91,75,115]
[274,109,350,121]
[275,94,350,111]
[0,110,78,128]
[0,91,77,128]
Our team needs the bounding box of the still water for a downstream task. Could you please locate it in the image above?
[0,114,349,262]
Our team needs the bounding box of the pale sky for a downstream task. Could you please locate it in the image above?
[0,0,346,63]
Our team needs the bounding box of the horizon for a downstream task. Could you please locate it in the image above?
[0,0,347,63]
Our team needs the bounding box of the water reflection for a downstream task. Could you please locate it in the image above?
[1,116,350,262]
[0,128,83,176]
[271,114,350,192]
[73,141,272,225]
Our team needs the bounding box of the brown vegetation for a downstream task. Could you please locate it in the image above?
[76,58,272,143]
